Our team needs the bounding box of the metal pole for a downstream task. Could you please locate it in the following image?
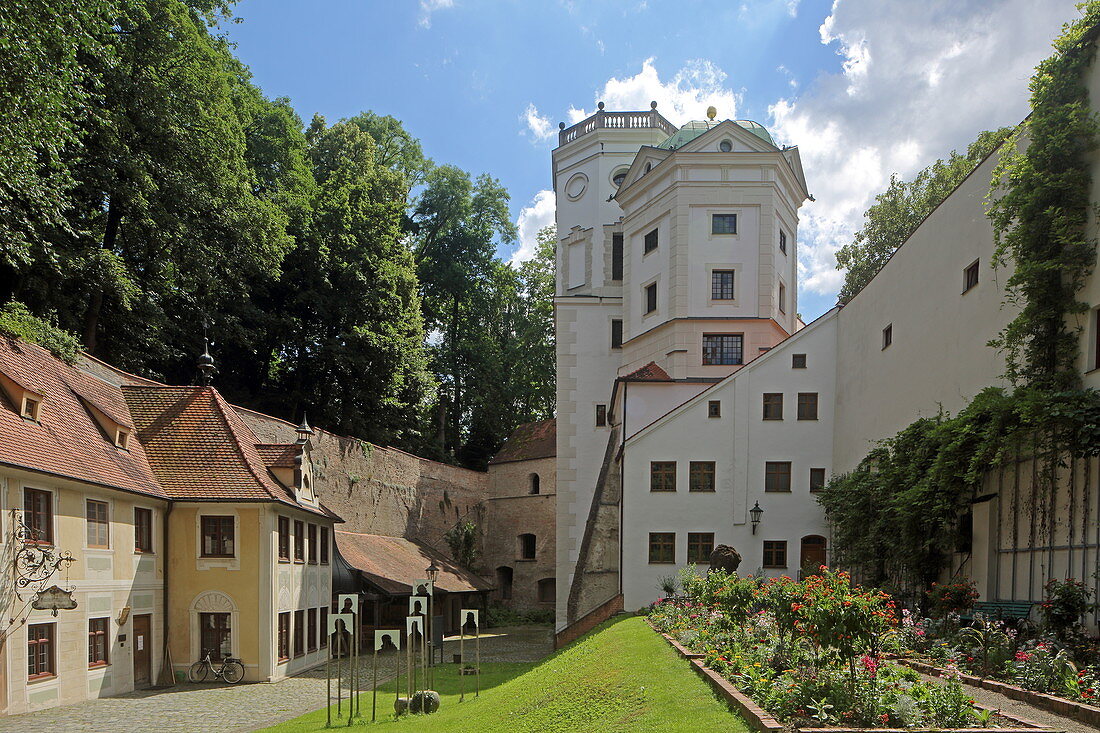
[347,614,355,727]
[372,645,378,723]
[326,633,332,729]
[475,623,480,697]
[336,626,343,715]
[459,624,464,702]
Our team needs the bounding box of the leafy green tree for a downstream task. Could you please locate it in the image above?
[836,128,1013,304]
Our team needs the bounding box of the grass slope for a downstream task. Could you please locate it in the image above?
[264,616,750,732]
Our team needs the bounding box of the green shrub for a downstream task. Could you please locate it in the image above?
[0,302,81,363]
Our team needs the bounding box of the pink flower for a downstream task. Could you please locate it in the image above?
[861,655,880,677]
[1015,651,1031,662]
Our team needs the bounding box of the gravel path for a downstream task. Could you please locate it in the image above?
[0,625,553,733]
[913,671,1092,733]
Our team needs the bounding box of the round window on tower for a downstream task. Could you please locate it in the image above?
[610,167,629,188]
[564,172,588,201]
[719,139,733,153]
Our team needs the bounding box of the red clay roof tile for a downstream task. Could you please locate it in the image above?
[488,418,556,464]
[335,531,492,595]
[621,361,673,382]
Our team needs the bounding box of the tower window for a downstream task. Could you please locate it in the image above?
[718,139,733,153]
[702,334,743,365]
[712,214,737,234]
[611,319,623,349]
[778,282,787,314]
[882,324,892,350]
[645,283,657,314]
[611,233,623,281]
[644,228,659,254]
[780,230,787,255]
[595,404,607,427]
[711,270,735,300]
[964,259,979,292]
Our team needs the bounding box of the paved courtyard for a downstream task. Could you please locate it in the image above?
[0,625,553,733]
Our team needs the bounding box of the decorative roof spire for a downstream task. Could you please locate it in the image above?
[295,412,314,443]
[196,325,216,386]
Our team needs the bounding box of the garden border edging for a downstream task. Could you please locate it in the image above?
[899,658,1100,728]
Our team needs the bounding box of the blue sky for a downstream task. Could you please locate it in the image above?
[225,0,1081,319]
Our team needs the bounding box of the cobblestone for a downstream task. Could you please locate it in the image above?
[0,625,553,732]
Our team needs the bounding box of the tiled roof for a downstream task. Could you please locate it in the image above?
[122,385,329,516]
[621,361,673,382]
[256,443,300,468]
[0,337,166,499]
[489,418,556,464]
[335,531,493,595]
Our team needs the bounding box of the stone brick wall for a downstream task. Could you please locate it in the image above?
[553,594,623,649]
[238,408,489,554]
[483,456,556,611]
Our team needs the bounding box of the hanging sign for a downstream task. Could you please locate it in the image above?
[32,585,77,616]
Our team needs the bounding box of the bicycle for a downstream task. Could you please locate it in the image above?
[188,650,245,684]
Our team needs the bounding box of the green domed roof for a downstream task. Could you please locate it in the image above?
[656,119,774,150]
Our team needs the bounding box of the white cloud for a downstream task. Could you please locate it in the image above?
[522,103,554,142]
[569,58,741,126]
[418,0,454,28]
[768,0,1081,307]
[511,190,556,265]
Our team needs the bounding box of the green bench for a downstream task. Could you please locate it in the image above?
[960,600,1035,624]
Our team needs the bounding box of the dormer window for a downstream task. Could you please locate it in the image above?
[21,396,41,421]
[115,428,130,450]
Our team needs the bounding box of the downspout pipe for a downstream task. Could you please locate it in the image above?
[157,501,173,686]
[619,383,626,597]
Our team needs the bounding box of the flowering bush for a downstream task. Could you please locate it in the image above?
[1040,578,1095,639]
[927,579,979,619]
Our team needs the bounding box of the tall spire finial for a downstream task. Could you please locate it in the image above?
[197,321,216,387]
[296,412,314,443]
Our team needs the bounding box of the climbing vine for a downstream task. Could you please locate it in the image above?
[822,6,1100,594]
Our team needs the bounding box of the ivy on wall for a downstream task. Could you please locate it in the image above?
[820,5,1100,593]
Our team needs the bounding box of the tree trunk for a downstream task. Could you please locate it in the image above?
[83,197,123,353]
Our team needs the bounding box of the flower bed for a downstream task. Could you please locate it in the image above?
[646,568,1053,731]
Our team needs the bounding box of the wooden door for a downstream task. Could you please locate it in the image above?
[800,536,827,575]
[133,614,152,687]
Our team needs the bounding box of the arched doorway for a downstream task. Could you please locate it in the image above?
[496,566,514,600]
[800,535,827,575]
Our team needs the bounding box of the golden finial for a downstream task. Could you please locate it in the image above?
[706,105,717,120]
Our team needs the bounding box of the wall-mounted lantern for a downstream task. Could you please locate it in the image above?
[750,501,764,534]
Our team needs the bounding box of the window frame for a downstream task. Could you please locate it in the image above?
[778,282,787,314]
[711,214,738,235]
[687,532,715,564]
[320,527,330,565]
[649,461,677,492]
[307,608,318,652]
[21,395,41,421]
[809,467,827,493]
[644,282,657,314]
[320,607,329,648]
[308,523,318,565]
[765,461,793,493]
[293,519,305,562]
[762,393,783,420]
[702,334,744,366]
[688,461,716,493]
[200,516,235,558]
[643,228,659,254]
[710,270,736,300]
[518,533,537,561]
[610,319,623,349]
[882,324,892,350]
[27,622,55,680]
[707,400,721,418]
[134,507,154,553]
[611,233,624,281]
[797,392,819,421]
[763,540,788,569]
[595,404,607,427]
[293,609,305,658]
[277,612,290,662]
[23,487,53,545]
[88,617,109,668]
[779,229,787,255]
[648,532,676,564]
[963,259,979,293]
[86,499,110,549]
[792,353,807,369]
[277,516,290,562]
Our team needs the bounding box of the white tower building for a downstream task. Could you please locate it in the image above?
[554,103,822,627]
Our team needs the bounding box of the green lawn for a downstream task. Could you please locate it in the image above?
[262,616,750,732]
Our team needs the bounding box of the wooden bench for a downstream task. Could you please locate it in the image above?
[960,600,1035,624]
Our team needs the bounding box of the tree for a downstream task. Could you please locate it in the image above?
[835,128,1013,304]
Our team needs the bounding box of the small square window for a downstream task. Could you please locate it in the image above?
[115,429,130,449]
[644,228,659,254]
[611,319,623,349]
[792,353,807,369]
[964,260,979,292]
[711,270,735,300]
[762,393,783,420]
[797,393,818,421]
[645,283,657,314]
[650,461,676,492]
[779,230,787,254]
[712,214,737,235]
[687,532,715,564]
[809,468,827,492]
[763,540,787,568]
[708,400,721,418]
[21,396,40,421]
[648,532,675,564]
[882,324,893,350]
[689,461,716,492]
[595,404,607,427]
[765,461,792,492]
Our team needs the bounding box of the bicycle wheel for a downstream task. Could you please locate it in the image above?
[221,660,245,684]
[188,661,209,683]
